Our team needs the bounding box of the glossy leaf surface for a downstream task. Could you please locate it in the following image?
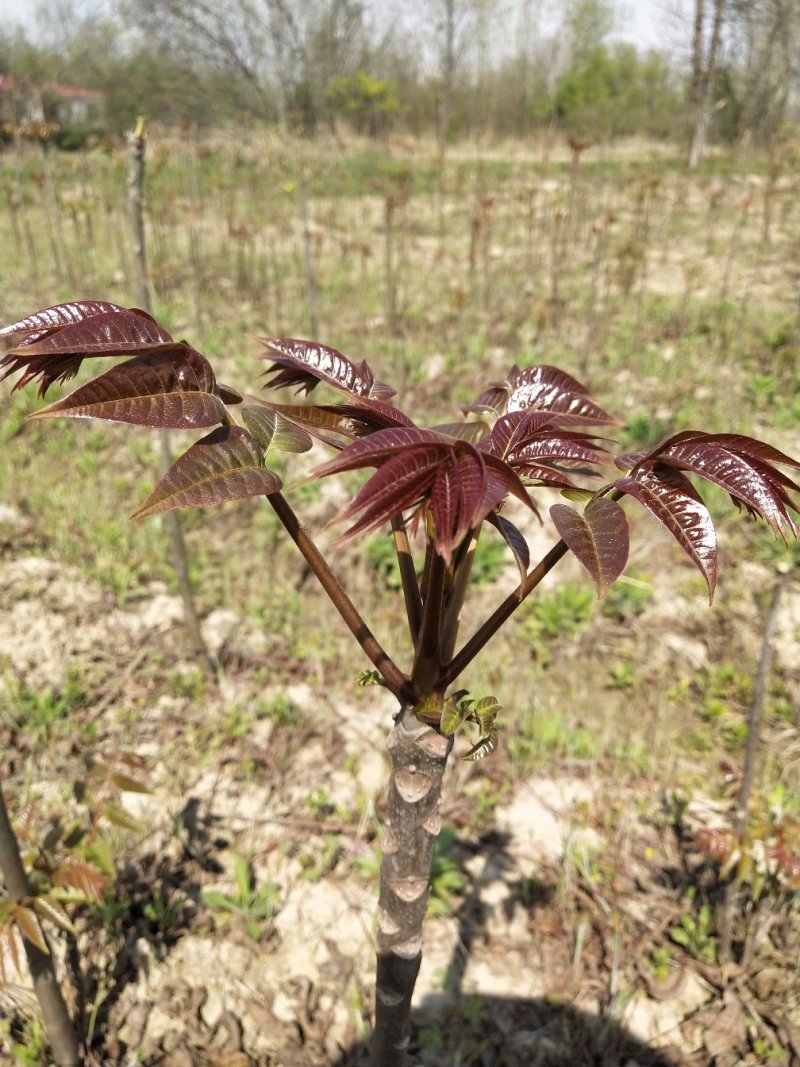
[483,411,609,487]
[133,426,281,518]
[242,405,313,453]
[550,497,629,596]
[615,457,718,600]
[464,364,614,424]
[486,512,530,580]
[0,306,173,396]
[258,398,413,449]
[261,337,395,400]
[631,431,800,541]
[0,299,130,352]
[31,347,227,429]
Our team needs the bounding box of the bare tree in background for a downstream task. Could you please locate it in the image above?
[122,0,369,128]
[688,0,727,169]
[730,0,799,146]
[430,0,475,159]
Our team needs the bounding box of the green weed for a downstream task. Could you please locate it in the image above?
[201,856,279,940]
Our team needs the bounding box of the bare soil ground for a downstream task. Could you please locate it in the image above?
[1,539,798,1066]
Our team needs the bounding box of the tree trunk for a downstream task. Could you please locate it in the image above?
[371,707,452,1067]
[126,123,215,680]
[688,0,726,170]
[0,784,81,1066]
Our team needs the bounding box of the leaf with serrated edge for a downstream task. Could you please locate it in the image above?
[261,337,396,399]
[13,906,48,953]
[32,896,76,935]
[463,727,499,761]
[440,699,469,736]
[0,299,131,352]
[243,405,314,453]
[133,426,281,518]
[474,697,501,734]
[631,432,800,541]
[550,497,629,597]
[31,348,226,429]
[616,462,717,601]
[52,862,108,900]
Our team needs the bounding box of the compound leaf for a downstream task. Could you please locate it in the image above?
[52,861,108,900]
[631,431,800,541]
[615,459,717,601]
[0,306,173,396]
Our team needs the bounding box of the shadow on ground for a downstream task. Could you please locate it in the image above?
[333,830,682,1067]
[332,994,681,1066]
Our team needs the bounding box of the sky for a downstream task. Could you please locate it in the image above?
[0,0,687,56]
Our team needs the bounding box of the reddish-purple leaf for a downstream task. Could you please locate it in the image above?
[12,906,48,953]
[260,337,395,400]
[132,426,281,518]
[334,446,443,543]
[0,307,174,396]
[52,862,108,901]
[550,497,629,596]
[0,299,131,353]
[241,405,313,453]
[314,427,450,477]
[429,421,489,443]
[615,459,718,601]
[331,438,530,562]
[431,446,488,562]
[253,398,413,450]
[463,364,613,422]
[507,366,615,423]
[461,367,521,415]
[5,308,171,356]
[30,347,227,429]
[218,382,243,405]
[632,431,800,541]
[486,512,530,580]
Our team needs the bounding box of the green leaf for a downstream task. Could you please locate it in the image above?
[463,727,499,761]
[440,698,469,737]
[241,404,313,453]
[101,801,145,834]
[201,890,238,913]
[133,425,282,518]
[32,896,76,935]
[110,772,151,795]
[474,696,501,734]
[234,856,252,902]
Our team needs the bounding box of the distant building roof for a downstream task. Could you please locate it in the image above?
[0,74,104,101]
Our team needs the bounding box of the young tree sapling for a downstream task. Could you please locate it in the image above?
[1,300,799,1066]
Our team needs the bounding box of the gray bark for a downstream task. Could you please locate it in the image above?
[371,707,453,1067]
[688,0,726,169]
[0,785,81,1066]
[126,125,215,679]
